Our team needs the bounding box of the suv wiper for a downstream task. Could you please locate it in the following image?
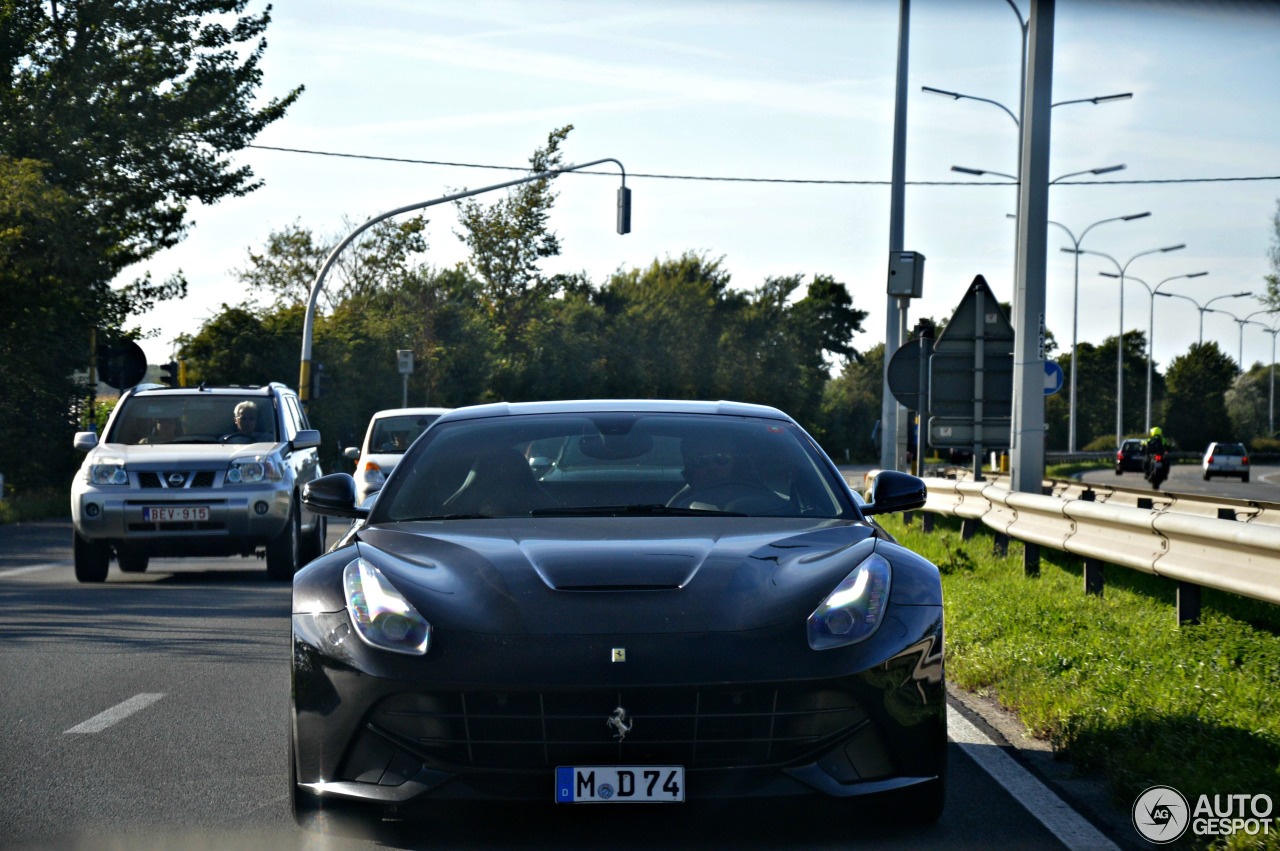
[529,504,746,517]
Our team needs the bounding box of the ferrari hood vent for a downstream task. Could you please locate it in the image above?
[523,544,703,591]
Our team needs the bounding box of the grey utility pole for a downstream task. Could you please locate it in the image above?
[1009,0,1054,572]
[880,0,911,471]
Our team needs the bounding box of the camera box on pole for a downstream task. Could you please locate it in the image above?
[887,251,925,298]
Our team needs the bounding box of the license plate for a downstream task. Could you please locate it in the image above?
[555,766,684,803]
[143,506,209,523]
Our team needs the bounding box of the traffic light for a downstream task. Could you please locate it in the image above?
[311,363,325,399]
[160,361,179,387]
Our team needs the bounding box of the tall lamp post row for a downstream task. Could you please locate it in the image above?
[1099,271,1209,433]
[1063,244,1186,446]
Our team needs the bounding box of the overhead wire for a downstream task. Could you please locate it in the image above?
[247,143,1280,186]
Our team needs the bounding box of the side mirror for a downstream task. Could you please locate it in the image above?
[343,447,360,460]
[861,470,927,516]
[302,473,368,519]
[74,432,99,452]
[292,429,321,451]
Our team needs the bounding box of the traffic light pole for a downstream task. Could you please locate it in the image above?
[298,158,629,408]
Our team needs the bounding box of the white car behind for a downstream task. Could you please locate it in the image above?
[344,407,451,505]
[1202,441,1250,482]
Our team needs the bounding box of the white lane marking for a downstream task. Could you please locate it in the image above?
[65,693,166,734]
[948,705,1121,851]
[0,562,65,577]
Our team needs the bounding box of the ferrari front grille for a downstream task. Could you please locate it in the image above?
[370,684,870,770]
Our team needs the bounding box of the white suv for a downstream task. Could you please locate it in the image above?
[70,383,326,582]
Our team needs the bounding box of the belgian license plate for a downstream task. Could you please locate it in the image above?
[555,766,684,803]
[143,506,209,523]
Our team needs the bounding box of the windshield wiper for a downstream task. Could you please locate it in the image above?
[529,504,746,517]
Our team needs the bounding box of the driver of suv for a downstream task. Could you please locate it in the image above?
[229,401,268,442]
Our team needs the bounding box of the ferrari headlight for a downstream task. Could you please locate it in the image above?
[343,558,430,656]
[88,458,128,486]
[226,455,283,484]
[807,553,891,650]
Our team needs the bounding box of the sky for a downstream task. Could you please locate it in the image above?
[127,0,1280,381]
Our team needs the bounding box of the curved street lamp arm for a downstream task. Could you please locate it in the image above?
[1051,92,1134,107]
[298,157,628,403]
[921,86,1020,127]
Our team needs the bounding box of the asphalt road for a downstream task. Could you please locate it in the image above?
[0,523,1133,850]
[1078,462,1280,499]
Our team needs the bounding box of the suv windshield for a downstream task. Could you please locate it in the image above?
[108,395,278,444]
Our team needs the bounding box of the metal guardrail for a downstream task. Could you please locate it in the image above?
[848,470,1280,623]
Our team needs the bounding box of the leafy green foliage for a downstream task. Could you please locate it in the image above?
[1,0,302,274]
[1164,342,1239,453]
[1047,331,1155,449]
[1226,364,1274,442]
[0,0,297,491]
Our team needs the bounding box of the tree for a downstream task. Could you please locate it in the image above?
[236,216,430,312]
[819,345,885,463]
[0,157,103,490]
[1225,364,1271,442]
[2,0,302,276]
[0,1,299,489]
[454,125,573,397]
[1263,198,1280,311]
[1163,342,1238,452]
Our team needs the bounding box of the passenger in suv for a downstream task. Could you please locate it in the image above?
[70,383,326,582]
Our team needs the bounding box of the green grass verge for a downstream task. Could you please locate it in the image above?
[881,512,1280,849]
[0,487,69,525]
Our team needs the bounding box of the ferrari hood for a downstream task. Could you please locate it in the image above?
[351,518,880,635]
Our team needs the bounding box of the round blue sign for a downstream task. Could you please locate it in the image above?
[1044,361,1065,396]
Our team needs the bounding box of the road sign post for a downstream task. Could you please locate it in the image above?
[397,349,414,407]
[927,275,1015,480]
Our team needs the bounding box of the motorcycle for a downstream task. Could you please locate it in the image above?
[1145,451,1168,490]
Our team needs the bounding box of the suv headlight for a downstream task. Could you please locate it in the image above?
[226,455,283,484]
[807,553,892,650]
[88,457,129,486]
[343,558,431,656]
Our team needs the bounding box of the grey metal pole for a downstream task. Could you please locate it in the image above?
[1116,272,1125,443]
[1009,0,1052,498]
[1069,243,1080,451]
[880,0,911,472]
[1266,332,1276,432]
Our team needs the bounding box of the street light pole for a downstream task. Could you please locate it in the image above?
[1265,326,1280,435]
[1155,290,1254,345]
[1100,271,1208,432]
[953,164,1124,183]
[1238,309,1278,368]
[1066,244,1186,445]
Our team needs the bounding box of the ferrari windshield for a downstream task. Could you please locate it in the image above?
[373,412,855,521]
